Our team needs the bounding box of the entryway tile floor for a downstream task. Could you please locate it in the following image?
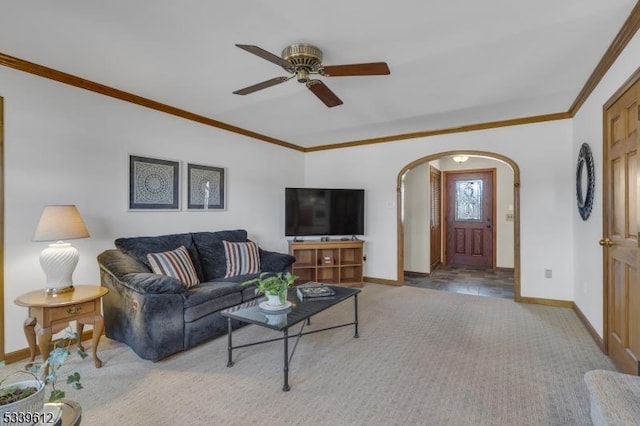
[403,266,515,300]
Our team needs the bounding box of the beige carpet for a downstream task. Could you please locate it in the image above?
[2,283,617,425]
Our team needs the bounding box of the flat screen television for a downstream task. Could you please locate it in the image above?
[285,188,365,237]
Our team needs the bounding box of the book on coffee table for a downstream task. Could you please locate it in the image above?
[297,282,336,300]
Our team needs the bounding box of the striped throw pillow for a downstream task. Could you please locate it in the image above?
[147,246,200,289]
[223,240,260,278]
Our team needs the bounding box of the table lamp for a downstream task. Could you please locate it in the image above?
[32,205,90,294]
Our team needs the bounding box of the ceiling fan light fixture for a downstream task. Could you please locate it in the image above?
[233,43,390,107]
[296,68,310,83]
[281,44,323,71]
[453,155,469,163]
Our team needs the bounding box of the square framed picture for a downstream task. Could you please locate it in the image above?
[187,163,225,210]
[128,155,180,210]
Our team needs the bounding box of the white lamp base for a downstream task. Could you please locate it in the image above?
[39,241,78,294]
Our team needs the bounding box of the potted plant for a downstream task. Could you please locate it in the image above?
[0,328,85,422]
[0,371,44,424]
[242,272,297,306]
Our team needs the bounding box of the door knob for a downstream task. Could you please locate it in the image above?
[599,238,613,247]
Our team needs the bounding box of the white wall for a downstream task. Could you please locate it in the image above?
[1,66,305,352]
[403,163,429,273]
[572,31,640,338]
[305,120,574,301]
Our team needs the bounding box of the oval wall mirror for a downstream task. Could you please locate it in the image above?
[576,142,595,220]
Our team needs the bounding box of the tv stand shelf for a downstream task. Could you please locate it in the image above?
[288,240,364,287]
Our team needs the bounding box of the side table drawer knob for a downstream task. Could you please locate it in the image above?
[66,306,82,315]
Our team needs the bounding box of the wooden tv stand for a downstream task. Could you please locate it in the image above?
[288,239,364,287]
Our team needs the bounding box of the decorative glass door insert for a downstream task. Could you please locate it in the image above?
[455,180,483,221]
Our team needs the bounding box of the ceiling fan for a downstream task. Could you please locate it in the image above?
[232,43,390,107]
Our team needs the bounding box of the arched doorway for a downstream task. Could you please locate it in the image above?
[396,150,521,301]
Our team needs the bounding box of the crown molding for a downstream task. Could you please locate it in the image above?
[0,52,304,152]
[568,1,640,116]
[305,112,572,152]
[0,1,638,152]
[312,2,640,151]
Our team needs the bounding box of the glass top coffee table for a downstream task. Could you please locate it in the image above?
[221,285,360,391]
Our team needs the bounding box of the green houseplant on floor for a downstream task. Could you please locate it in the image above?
[34,329,86,402]
[0,327,86,419]
[242,272,297,306]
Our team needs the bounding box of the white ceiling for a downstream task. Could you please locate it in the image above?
[0,0,637,148]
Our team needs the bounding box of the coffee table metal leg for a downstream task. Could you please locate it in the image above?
[227,317,234,367]
[283,328,290,391]
[354,293,359,338]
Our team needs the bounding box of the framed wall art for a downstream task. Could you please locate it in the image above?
[187,163,225,210]
[129,155,180,210]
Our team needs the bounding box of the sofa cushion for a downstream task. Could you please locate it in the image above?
[223,240,260,278]
[183,282,243,322]
[147,246,200,289]
[192,230,248,281]
[115,233,203,281]
[204,272,260,301]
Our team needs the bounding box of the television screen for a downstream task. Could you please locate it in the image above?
[285,188,365,237]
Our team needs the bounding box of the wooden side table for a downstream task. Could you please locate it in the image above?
[15,285,109,368]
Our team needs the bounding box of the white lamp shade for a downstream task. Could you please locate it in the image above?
[33,205,90,242]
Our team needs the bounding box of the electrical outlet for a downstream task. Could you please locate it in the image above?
[544,269,552,279]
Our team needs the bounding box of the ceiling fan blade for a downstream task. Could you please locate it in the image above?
[232,76,290,95]
[306,80,343,107]
[235,44,293,69]
[321,62,390,77]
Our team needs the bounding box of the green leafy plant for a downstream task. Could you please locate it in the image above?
[242,272,298,303]
[0,328,86,407]
[0,372,40,406]
[29,328,87,402]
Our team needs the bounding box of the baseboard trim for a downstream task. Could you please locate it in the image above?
[364,276,401,286]
[519,296,573,308]
[520,298,604,350]
[4,330,95,365]
[573,303,604,352]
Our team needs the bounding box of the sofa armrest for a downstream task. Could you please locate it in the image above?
[118,272,185,294]
[98,249,185,294]
[98,249,150,276]
[99,267,185,361]
[259,248,296,273]
[584,369,640,426]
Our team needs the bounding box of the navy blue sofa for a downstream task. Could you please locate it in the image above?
[97,229,295,361]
